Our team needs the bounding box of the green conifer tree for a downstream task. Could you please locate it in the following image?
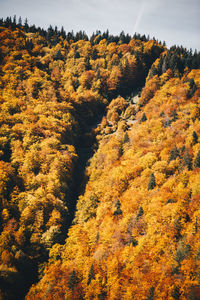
[136,206,144,220]
[148,173,156,190]
[169,146,180,161]
[87,264,95,285]
[74,51,80,59]
[18,16,22,26]
[114,200,122,215]
[194,150,200,168]
[182,151,192,170]
[192,131,198,144]
[188,78,197,98]
[123,132,129,144]
[140,113,147,123]
[68,270,79,290]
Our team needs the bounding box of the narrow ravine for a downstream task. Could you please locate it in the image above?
[65,91,141,231]
[66,113,103,229]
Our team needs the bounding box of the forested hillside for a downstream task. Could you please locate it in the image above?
[0,17,200,300]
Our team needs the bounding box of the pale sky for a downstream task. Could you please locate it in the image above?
[0,0,199,50]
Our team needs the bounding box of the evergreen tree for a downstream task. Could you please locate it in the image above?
[11,15,16,30]
[114,200,122,215]
[169,54,177,73]
[181,145,186,154]
[169,146,180,161]
[5,17,12,27]
[55,49,63,60]
[18,16,22,26]
[188,78,197,98]
[162,55,169,73]
[157,56,164,75]
[182,151,192,170]
[74,51,80,59]
[74,79,80,90]
[13,15,16,25]
[85,58,91,70]
[149,65,157,79]
[123,132,129,144]
[147,287,155,300]
[119,31,126,43]
[148,173,156,190]
[92,48,98,60]
[25,39,34,51]
[129,236,138,246]
[47,25,54,41]
[170,109,178,122]
[66,30,75,41]
[68,270,79,290]
[195,217,198,234]
[60,26,66,38]
[194,150,200,168]
[140,113,147,123]
[24,18,29,31]
[171,287,180,300]
[192,131,198,144]
[87,264,95,285]
[136,206,144,220]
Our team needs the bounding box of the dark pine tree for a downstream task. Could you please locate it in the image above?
[147,287,155,300]
[182,151,192,170]
[68,270,79,290]
[194,150,200,168]
[13,15,16,26]
[60,26,66,38]
[157,56,164,75]
[195,217,198,234]
[170,109,178,122]
[129,236,138,247]
[55,49,63,60]
[169,54,178,73]
[123,132,129,144]
[87,264,95,285]
[18,16,22,26]
[169,146,180,161]
[74,51,80,59]
[148,173,156,190]
[188,78,197,98]
[136,206,144,220]
[140,113,147,123]
[171,287,180,300]
[5,17,12,27]
[92,48,98,60]
[148,64,157,79]
[114,200,122,216]
[192,131,198,145]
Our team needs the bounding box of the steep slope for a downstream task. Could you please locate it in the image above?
[28,69,200,299]
[0,21,166,299]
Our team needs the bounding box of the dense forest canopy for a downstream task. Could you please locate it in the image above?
[0,16,200,300]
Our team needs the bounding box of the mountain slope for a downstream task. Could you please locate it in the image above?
[28,71,200,299]
[0,18,199,299]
